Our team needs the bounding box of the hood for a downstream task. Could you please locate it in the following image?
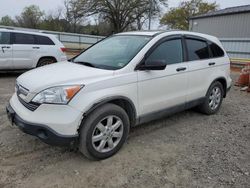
[17,61,114,93]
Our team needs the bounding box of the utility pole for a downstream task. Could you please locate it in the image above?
[148,0,152,30]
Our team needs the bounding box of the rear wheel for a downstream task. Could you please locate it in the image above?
[79,103,130,160]
[37,58,56,67]
[198,81,224,115]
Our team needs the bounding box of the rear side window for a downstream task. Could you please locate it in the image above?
[208,42,224,58]
[0,32,10,44]
[186,39,209,61]
[13,33,35,44]
[35,35,55,45]
[146,39,183,65]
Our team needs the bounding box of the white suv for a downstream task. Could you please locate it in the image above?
[6,31,232,160]
[0,29,67,70]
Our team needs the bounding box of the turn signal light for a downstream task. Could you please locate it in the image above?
[65,86,82,100]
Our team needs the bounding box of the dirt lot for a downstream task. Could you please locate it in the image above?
[0,72,249,188]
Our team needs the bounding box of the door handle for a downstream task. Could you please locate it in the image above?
[209,62,216,66]
[33,46,40,49]
[176,67,187,72]
[1,46,10,53]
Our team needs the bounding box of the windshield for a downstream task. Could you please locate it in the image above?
[73,35,152,70]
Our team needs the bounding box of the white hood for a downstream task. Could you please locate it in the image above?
[17,61,114,93]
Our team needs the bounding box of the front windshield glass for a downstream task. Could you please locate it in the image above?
[73,35,152,70]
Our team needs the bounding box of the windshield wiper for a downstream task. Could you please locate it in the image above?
[74,61,97,68]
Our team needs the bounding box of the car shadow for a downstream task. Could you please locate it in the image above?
[0,72,23,77]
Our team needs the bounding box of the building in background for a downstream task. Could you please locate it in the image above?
[189,5,250,66]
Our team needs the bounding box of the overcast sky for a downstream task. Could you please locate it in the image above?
[0,0,249,29]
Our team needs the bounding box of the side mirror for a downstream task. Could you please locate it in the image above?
[137,60,167,71]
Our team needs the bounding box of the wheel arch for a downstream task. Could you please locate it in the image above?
[209,77,227,97]
[81,96,137,128]
[36,56,58,67]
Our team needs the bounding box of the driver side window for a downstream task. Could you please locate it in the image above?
[146,39,183,65]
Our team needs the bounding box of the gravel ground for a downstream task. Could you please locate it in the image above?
[0,72,249,188]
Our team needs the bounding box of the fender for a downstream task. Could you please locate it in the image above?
[82,96,137,126]
[207,77,227,97]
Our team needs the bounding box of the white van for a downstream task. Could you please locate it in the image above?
[0,29,67,70]
[7,30,232,160]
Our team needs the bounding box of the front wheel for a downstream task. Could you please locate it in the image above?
[198,81,224,115]
[79,103,130,160]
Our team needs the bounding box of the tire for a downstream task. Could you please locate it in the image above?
[198,81,224,115]
[79,103,130,160]
[37,58,56,67]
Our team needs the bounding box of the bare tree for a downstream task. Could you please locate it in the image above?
[40,8,70,32]
[63,0,95,32]
[75,0,167,33]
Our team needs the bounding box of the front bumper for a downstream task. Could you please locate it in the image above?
[6,103,78,146]
[10,93,82,136]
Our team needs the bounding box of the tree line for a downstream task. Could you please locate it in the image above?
[0,0,218,36]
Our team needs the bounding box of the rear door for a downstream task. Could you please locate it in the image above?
[184,36,213,102]
[34,34,56,61]
[0,31,12,70]
[12,33,36,69]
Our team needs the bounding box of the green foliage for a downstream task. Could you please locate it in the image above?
[160,0,218,30]
[15,5,44,29]
[0,16,15,26]
[40,16,69,32]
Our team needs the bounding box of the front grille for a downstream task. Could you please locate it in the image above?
[16,84,29,96]
[16,83,40,111]
[18,95,40,111]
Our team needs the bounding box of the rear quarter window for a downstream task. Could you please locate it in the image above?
[208,42,225,58]
[186,38,210,61]
[35,35,55,45]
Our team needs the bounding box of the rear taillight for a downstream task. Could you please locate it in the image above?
[60,47,67,52]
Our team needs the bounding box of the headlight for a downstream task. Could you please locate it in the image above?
[32,85,83,104]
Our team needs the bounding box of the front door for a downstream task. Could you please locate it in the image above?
[0,31,12,70]
[137,37,188,117]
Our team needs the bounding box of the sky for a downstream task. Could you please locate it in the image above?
[0,0,250,29]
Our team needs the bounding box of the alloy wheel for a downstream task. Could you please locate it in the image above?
[91,115,124,153]
[209,86,222,110]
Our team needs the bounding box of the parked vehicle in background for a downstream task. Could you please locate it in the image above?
[6,30,232,160]
[0,29,67,70]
